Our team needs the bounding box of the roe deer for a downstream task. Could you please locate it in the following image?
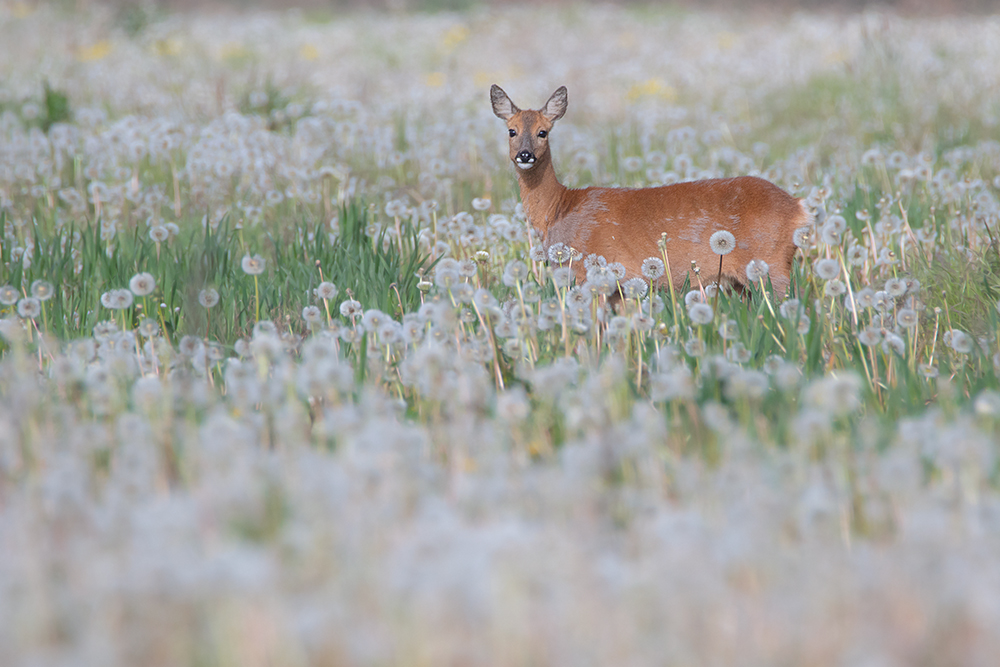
[490,85,809,297]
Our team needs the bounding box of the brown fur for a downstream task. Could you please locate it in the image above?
[491,85,809,297]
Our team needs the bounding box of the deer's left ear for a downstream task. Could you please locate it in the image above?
[541,86,568,122]
[491,85,520,121]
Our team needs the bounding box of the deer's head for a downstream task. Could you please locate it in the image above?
[491,85,567,172]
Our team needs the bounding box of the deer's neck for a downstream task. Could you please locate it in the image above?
[517,155,568,240]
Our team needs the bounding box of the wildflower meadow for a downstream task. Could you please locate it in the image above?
[2,1,1000,664]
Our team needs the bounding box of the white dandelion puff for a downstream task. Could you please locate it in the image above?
[198,288,220,308]
[896,308,918,329]
[688,302,714,325]
[641,257,665,280]
[813,258,840,281]
[17,297,40,319]
[0,285,19,306]
[745,259,769,282]
[241,254,266,275]
[792,227,812,249]
[823,279,847,297]
[709,230,736,255]
[340,299,363,318]
[129,272,156,296]
[547,243,573,265]
[30,280,54,301]
[302,306,323,323]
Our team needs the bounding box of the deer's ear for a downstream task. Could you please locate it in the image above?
[541,86,568,122]
[491,85,520,121]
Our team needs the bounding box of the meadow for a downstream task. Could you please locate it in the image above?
[2,1,1000,664]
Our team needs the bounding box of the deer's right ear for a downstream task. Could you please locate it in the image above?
[491,85,520,121]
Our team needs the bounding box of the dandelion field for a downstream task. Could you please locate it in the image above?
[3,2,1000,664]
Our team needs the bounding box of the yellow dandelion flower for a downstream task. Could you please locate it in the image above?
[78,40,112,63]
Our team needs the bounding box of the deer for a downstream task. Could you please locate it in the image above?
[490,84,810,299]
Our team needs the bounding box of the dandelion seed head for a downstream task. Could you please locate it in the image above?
[149,225,169,243]
[641,257,665,280]
[684,338,706,357]
[607,262,626,280]
[137,318,159,337]
[302,305,323,323]
[709,230,736,255]
[129,272,156,296]
[339,299,363,318]
[198,288,220,308]
[779,299,802,320]
[434,268,461,290]
[882,332,906,356]
[745,259,769,282]
[621,278,648,299]
[315,281,338,300]
[457,259,478,278]
[549,266,572,289]
[814,258,840,281]
[361,309,390,332]
[688,302,714,325]
[377,321,403,345]
[846,245,867,266]
[792,227,813,249]
[948,329,973,354]
[102,289,133,310]
[725,342,752,364]
[547,242,573,265]
[896,308,918,329]
[30,280,54,301]
[884,277,908,297]
[339,325,364,344]
[179,335,204,357]
[718,320,740,340]
[502,260,529,286]
[241,253,266,275]
[0,285,19,306]
[583,254,607,271]
[858,327,882,346]
[823,279,847,297]
[820,224,842,246]
[824,214,847,235]
[17,297,40,319]
[684,290,705,308]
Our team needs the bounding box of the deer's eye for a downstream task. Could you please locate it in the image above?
[537,130,548,138]
[508,129,516,137]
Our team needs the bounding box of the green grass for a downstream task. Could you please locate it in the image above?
[0,202,433,346]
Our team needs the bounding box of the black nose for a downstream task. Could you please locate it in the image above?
[517,150,534,162]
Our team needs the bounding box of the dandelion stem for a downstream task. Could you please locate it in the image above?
[715,254,724,308]
[253,274,260,323]
[660,244,680,332]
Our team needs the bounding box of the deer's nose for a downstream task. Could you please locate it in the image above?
[516,150,535,165]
